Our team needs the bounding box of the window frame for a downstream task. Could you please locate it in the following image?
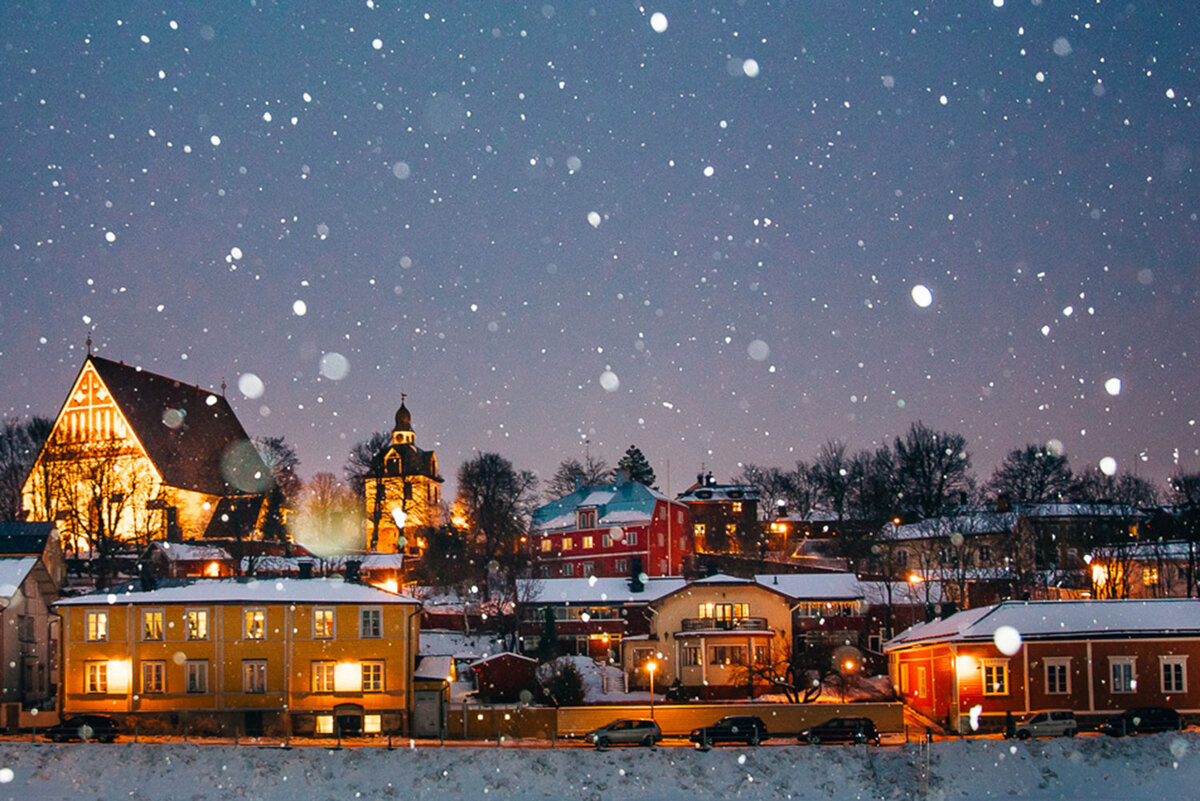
[85,661,108,693]
[362,660,384,692]
[312,660,336,693]
[709,645,747,666]
[982,659,1009,696]
[142,609,165,641]
[186,609,209,641]
[1161,655,1187,694]
[243,659,268,694]
[141,660,166,694]
[85,610,108,642]
[359,606,383,639]
[313,607,336,640]
[1110,656,1137,694]
[185,660,208,694]
[243,608,266,640]
[1044,657,1071,695]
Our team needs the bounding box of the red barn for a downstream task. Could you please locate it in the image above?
[471,652,538,702]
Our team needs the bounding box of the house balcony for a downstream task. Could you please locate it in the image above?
[679,616,769,632]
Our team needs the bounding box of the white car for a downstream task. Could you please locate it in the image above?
[1012,710,1078,739]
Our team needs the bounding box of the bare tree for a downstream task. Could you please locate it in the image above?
[544,455,613,501]
[254,436,302,541]
[987,444,1073,504]
[344,431,390,550]
[894,421,973,519]
[0,416,52,521]
[289,472,363,557]
[456,452,539,601]
[811,440,852,523]
[1168,472,1200,597]
[1071,467,1158,506]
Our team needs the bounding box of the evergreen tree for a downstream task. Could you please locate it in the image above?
[535,607,560,662]
[617,445,656,487]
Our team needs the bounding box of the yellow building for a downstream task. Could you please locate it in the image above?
[23,354,270,553]
[363,397,443,555]
[55,577,422,736]
[624,574,794,699]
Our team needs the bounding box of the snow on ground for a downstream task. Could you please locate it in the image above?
[1,733,1197,800]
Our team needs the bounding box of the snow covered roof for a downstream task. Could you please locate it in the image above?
[418,630,503,659]
[676,482,759,503]
[857,580,947,606]
[470,652,537,668]
[150,541,233,562]
[531,479,674,533]
[885,598,1200,651]
[0,557,38,604]
[883,512,1019,542]
[1021,503,1144,518]
[360,553,405,570]
[753,573,865,600]
[414,655,454,682]
[54,577,420,606]
[518,576,687,604]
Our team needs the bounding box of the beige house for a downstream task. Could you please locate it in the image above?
[0,555,59,711]
[624,574,794,699]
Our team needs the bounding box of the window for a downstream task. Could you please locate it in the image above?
[316,715,334,735]
[615,558,628,573]
[1144,567,1160,587]
[1110,657,1137,693]
[186,609,209,640]
[731,501,743,513]
[1045,658,1071,695]
[243,608,266,639]
[243,660,267,693]
[143,610,164,641]
[709,645,747,666]
[86,611,108,642]
[626,531,637,546]
[896,549,909,567]
[313,608,335,639]
[581,561,594,576]
[364,714,382,734]
[693,524,705,539]
[362,661,384,692]
[360,607,382,638]
[562,563,574,577]
[983,659,1009,695]
[142,661,165,694]
[562,537,573,551]
[582,535,594,549]
[900,664,910,694]
[602,533,612,547]
[578,509,597,529]
[312,661,336,692]
[186,661,208,693]
[86,661,107,693]
[1161,656,1187,694]
[682,646,701,666]
[540,539,552,552]
[979,545,993,563]
[916,665,927,697]
[754,645,770,666]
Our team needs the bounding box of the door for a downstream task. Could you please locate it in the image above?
[413,690,443,738]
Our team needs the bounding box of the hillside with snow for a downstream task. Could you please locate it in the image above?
[0,733,1196,800]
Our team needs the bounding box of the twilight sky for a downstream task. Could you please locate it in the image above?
[2,1,1197,497]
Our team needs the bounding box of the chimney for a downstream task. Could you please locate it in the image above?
[705,472,714,486]
[344,560,362,583]
[298,560,314,580]
[697,473,704,486]
[617,468,631,484]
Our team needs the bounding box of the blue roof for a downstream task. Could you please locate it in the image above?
[531,480,669,533]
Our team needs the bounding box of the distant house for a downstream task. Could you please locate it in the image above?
[55,577,422,736]
[471,652,537,702]
[144,541,236,579]
[0,555,59,711]
[886,598,1200,732]
[22,355,271,554]
[531,478,692,578]
[676,473,759,556]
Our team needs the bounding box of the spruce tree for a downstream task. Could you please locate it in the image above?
[617,445,656,488]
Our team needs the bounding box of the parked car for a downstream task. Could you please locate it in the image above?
[799,716,881,745]
[585,718,662,748]
[44,714,121,743]
[689,716,770,747]
[1098,707,1185,736]
[1010,710,1078,740]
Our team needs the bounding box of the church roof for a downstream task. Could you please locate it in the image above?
[393,399,413,432]
[381,442,442,482]
[84,355,268,496]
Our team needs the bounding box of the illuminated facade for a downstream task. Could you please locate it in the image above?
[55,578,422,736]
[363,397,443,555]
[22,355,270,552]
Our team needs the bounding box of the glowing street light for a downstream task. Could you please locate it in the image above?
[646,661,658,719]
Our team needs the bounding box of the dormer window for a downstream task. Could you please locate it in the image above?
[578,509,597,529]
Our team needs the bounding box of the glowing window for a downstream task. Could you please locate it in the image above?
[186,609,208,640]
[314,608,335,639]
[362,661,384,692]
[86,611,108,642]
[243,609,266,639]
[142,610,164,641]
[312,661,336,693]
[86,661,107,693]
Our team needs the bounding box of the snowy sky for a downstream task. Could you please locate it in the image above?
[2,2,1197,494]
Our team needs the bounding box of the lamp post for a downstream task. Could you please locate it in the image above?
[841,658,856,704]
[646,661,657,719]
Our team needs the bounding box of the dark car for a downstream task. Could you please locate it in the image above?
[585,718,662,748]
[44,714,121,743]
[799,716,881,745]
[689,715,770,747]
[1098,707,1185,737]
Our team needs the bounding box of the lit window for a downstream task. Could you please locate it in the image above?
[86,661,107,693]
[682,646,701,666]
[562,537,573,551]
[693,524,705,538]
[243,660,267,693]
[709,645,747,666]
[732,502,743,513]
[142,661,165,694]
[1045,658,1071,694]
[312,661,336,693]
[540,539,552,552]
[362,661,384,692]
[86,611,108,642]
[316,715,334,735]
[755,645,770,666]
[243,608,266,640]
[1161,655,1187,694]
[983,660,1009,695]
[143,610,164,641]
[186,609,209,640]
[314,608,335,639]
[582,535,594,549]
[1110,657,1137,693]
[364,714,382,734]
[186,661,208,693]
[360,607,382,638]
[1144,567,1160,587]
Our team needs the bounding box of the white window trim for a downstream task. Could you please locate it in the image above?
[243,607,267,640]
[359,606,383,639]
[186,608,209,641]
[1109,656,1137,694]
[185,660,209,694]
[86,610,108,642]
[982,658,1010,696]
[1160,655,1188,694]
[141,660,166,694]
[243,659,267,694]
[1044,657,1072,695]
[142,608,165,641]
[313,607,336,640]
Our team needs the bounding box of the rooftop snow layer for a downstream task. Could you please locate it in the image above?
[55,577,420,606]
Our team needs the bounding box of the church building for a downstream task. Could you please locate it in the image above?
[363,396,443,555]
[22,353,271,554]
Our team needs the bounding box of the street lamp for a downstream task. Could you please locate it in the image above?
[840,658,857,704]
[646,661,657,719]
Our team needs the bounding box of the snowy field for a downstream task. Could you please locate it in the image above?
[0,733,1197,801]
